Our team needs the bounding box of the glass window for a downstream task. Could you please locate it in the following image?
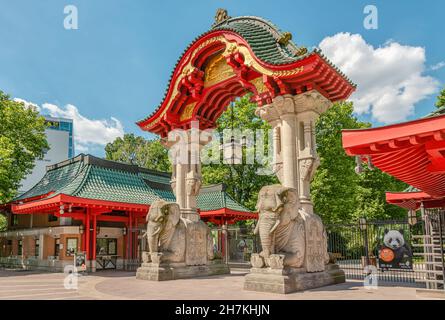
[18,240,23,256]
[108,239,117,255]
[66,238,78,256]
[96,238,117,256]
[35,239,39,257]
[54,238,60,257]
[11,214,18,226]
[48,214,58,222]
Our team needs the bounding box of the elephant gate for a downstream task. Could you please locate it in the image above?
[136,9,355,293]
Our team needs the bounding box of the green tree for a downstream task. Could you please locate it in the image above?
[202,95,278,212]
[0,91,48,204]
[312,102,407,224]
[436,87,445,108]
[105,133,170,172]
[0,214,6,232]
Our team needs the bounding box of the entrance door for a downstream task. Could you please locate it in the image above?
[96,238,118,270]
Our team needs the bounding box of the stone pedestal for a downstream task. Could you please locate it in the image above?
[136,200,230,282]
[136,260,230,281]
[244,264,345,294]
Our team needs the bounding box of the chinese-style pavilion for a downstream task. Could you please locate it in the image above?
[0,154,253,271]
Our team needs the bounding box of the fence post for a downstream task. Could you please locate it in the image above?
[438,211,445,291]
[359,217,370,266]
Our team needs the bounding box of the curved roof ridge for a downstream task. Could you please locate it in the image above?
[223,192,252,213]
[59,162,92,197]
[211,15,302,58]
[15,159,85,201]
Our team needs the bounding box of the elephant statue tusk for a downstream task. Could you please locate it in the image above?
[253,222,260,235]
[152,226,162,236]
[269,219,281,234]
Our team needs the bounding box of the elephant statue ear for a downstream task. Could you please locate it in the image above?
[147,201,161,222]
[168,203,181,226]
[255,188,264,211]
[273,187,289,212]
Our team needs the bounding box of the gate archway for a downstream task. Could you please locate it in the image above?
[137,9,355,217]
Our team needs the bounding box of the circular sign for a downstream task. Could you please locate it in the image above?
[379,248,395,262]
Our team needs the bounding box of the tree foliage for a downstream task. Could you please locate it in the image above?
[0,214,6,232]
[202,95,278,212]
[312,102,407,224]
[0,91,48,204]
[105,133,170,172]
[436,87,445,109]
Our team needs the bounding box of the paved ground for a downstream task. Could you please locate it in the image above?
[0,268,442,300]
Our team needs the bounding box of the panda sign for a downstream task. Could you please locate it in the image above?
[378,229,413,270]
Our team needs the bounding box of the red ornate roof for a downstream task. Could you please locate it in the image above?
[386,191,445,210]
[342,114,445,198]
[137,15,355,137]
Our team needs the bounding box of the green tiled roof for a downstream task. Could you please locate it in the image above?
[14,154,251,213]
[138,169,171,185]
[424,105,445,118]
[16,155,159,205]
[212,16,304,65]
[16,159,84,201]
[403,185,420,193]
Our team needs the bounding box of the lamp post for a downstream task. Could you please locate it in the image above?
[408,209,417,226]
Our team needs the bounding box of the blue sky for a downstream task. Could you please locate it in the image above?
[1,0,444,156]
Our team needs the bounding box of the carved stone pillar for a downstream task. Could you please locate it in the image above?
[164,127,211,221]
[164,129,188,211]
[244,90,341,294]
[294,91,331,214]
[255,103,282,183]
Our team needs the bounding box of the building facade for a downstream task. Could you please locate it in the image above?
[19,116,74,195]
[0,154,254,272]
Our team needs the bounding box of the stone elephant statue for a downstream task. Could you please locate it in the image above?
[253,184,329,272]
[144,200,186,264]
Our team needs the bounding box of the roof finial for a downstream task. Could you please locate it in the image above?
[214,8,230,26]
[278,32,292,46]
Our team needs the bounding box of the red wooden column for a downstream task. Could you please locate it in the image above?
[92,213,97,261]
[129,212,133,260]
[134,216,138,259]
[85,209,90,260]
[81,214,86,252]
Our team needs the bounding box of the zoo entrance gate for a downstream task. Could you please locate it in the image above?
[210,214,444,289]
[126,215,444,289]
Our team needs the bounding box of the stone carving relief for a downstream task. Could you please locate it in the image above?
[144,200,186,264]
[143,200,216,267]
[186,170,202,196]
[252,184,329,272]
[185,221,208,266]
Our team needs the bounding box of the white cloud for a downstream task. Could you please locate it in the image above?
[319,33,439,123]
[430,61,445,71]
[13,98,40,112]
[41,103,124,153]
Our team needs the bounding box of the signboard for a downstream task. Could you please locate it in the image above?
[378,229,413,270]
[74,252,87,272]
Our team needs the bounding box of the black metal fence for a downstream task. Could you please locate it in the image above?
[326,219,424,284]
[213,215,445,288]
